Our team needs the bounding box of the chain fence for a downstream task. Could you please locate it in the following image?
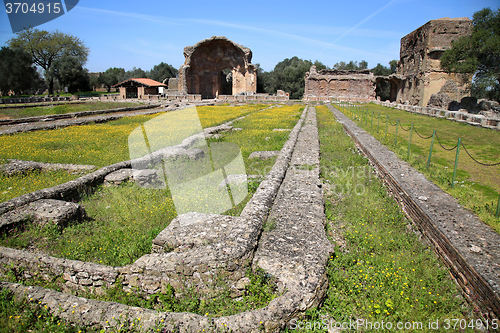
[334,101,500,218]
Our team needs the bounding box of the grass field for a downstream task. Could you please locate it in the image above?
[0,101,141,119]
[0,104,303,266]
[0,103,484,331]
[0,104,268,202]
[284,105,477,332]
[337,102,500,233]
[0,104,305,330]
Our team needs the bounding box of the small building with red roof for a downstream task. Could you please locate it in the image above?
[113,78,167,99]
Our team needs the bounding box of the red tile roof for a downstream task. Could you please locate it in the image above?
[113,78,167,88]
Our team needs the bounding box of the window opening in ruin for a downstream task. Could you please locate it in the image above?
[220,68,233,96]
[376,80,391,101]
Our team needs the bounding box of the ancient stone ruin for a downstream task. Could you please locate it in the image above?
[305,17,473,106]
[178,36,257,99]
[303,66,376,102]
[392,17,472,107]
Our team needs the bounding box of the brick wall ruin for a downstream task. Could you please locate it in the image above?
[304,66,376,102]
[178,36,257,99]
[305,17,472,105]
[394,17,472,106]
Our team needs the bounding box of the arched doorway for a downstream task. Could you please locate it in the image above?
[220,68,233,96]
[178,36,257,99]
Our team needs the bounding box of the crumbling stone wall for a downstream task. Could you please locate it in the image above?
[178,36,257,99]
[395,17,472,106]
[303,66,376,102]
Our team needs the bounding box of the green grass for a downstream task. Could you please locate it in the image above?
[0,169,85,203]
[0,288,97,333]
[337,102,500,233]
[0,104,270,203]
[0,182,175,266]
[0,105,303,266]
[0,104,303,330]
[0,102,141,119]
[285,105,476,332]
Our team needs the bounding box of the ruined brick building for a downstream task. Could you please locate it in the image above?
[304,67,376,102]
[178,36,257,99]
[391,17,472,106]
[304,17,473,106]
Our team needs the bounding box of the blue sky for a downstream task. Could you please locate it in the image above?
[1,0,498,73]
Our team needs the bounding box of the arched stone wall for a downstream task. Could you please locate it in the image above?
[178,36,256,99]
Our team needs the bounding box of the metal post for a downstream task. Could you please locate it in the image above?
[496,193,500,218]
[371,110,374,128]
[426,130,436,169]
[394,119,399,147]
[407,123,413,160]
[377,112,380,133]
[385,116,389,139]
[451,138,461,188]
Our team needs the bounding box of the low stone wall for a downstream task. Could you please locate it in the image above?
[0,104,160,126]
[0,96,72,104]
[0,161,131,216]
[329,104,500,320]
[374,100,500,130]
[99,93,290,103]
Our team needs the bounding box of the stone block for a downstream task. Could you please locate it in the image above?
[79,278,93,286]
[0,199,86,230]
[104,169,133,185]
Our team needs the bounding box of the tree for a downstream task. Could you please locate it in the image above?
[255,64,273,94]
[389,60,398,73]
[371,61,398,101]
[50,55,90,93]
[99,67,126,92]
[441,7,500,102]
[371,62,395,76]
[147,62,178,83]
[270,57,326,99]
[8,28,89,94]
[313,60,328,71]
[0,46,41,96]
[89,74,100,91]
[333,60,368,70]
[124,67,146,80]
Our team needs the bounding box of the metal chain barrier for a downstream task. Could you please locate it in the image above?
[399,122,411,132]
[336,103,500,218]
[414,127,434,140]
[337,103,500,167]
[435,133,459,151]
[461,142,500,166]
